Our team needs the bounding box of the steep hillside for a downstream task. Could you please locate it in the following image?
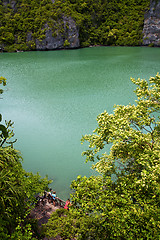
[72,0,150,47]
[0,0,154,52]
[0,0,80,51]
[143,0,160,46]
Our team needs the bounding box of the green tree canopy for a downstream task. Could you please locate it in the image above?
[0,77,51,239]
[44,73,160,239]
[0,0,150,51]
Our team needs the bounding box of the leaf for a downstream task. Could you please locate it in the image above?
[0,124,8,138]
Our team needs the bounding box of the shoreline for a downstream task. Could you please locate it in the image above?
[0,44,160,54]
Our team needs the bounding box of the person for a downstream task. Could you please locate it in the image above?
[64,199,71,210]
[51,191,56,199]
[48,188,52,195]
[51,191,57,206]
[47,188,53,203]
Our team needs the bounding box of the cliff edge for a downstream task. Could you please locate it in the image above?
[143,0,160,46]
[0,0,159,51]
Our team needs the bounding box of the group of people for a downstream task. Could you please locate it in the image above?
[46,189,57,206]
[35,189,71,209]
[46,189,71,210]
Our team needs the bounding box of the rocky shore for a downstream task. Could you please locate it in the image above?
[29,199,61,227]
[29,197,64,239]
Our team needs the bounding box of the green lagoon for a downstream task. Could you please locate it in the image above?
[0,46,160,199]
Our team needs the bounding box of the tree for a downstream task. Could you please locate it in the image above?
[44,73,160,239]
[0,77,51,239]
[0,0,150,51]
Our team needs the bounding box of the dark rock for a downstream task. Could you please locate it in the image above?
[1,0,79,51]
[26,33,33,42]
[35,16,79,50]
[2,0,17,10]
[143,0,160,46]
[35,29,64,50]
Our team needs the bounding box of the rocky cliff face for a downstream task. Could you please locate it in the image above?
[143,0,160,46]
[34,17,79,50]
[1,0,80,51]
[1,0,159,50]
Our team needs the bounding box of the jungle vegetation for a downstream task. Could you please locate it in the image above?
[0,0,150,52]
[43,74,160,239]
[0,76,51,239]
[1,72,159,239]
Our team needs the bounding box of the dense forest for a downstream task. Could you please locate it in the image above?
[1,0,160,238]
[0,0,150,51]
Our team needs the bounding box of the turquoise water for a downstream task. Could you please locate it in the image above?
[0,46,160,199]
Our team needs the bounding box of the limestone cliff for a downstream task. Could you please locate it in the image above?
[34,17,79,50]
[0,0,80,51]
[143,0,160,46]
[1,0,159,51]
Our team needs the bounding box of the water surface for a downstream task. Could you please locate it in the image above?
[0,46,160,199]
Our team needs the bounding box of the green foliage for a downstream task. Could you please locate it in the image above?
[43,207,110,240]
[0,0,76,51]
[0,146,50,239]
[66,0,150,47]
[0,0,150,51]
[64,39,70,47]
[44,73,160,239]
[0,78,51,239]
[0,76,6,94]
